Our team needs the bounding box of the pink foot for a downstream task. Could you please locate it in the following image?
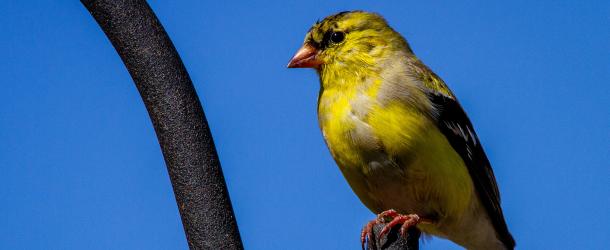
[361,209,422,249]
[379,213,420,239]
[360,219,377,250]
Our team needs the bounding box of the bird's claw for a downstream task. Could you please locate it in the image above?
[361,209,421,249]
[379,213,420,239]
[361,219,377,250]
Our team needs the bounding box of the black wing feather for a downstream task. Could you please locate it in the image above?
[430,93,515,249]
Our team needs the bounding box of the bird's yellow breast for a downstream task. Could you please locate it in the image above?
[318,87,474,234]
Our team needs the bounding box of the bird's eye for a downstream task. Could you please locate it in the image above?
[330,31,345,43]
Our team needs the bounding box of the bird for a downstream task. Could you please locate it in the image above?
[287,11,515,250]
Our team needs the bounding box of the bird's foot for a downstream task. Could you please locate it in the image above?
[361,218,378,250]
[378,211,420,239]
[360,209,421,249]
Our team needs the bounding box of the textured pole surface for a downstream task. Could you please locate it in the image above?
[80,0,243,249]
[369,225,420,250]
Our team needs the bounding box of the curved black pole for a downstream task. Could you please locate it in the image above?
[80,0,243,249]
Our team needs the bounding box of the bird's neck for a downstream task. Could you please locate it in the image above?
[317,51,436,122]
[318,60,379,92]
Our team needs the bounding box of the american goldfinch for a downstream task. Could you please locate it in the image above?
[288,11,515,250]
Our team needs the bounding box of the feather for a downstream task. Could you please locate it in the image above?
[430,92,516,249]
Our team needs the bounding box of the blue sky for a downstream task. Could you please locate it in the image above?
[1,1,608,249]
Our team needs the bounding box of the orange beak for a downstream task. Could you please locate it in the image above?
[287,43,323,68]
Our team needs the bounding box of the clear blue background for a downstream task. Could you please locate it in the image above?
[1,1,608,249]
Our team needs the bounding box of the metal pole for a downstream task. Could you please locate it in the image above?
[80,0,243,249]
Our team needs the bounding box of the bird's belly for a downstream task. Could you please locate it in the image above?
[323,118,474,233]
[342,142,471,219]
[319,93,474,237]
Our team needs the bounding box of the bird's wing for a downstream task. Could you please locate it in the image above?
[429,92,515,249]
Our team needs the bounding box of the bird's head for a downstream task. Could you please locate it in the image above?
[287,11,410,73]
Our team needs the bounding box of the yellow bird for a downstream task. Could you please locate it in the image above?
[288,11,515,250]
